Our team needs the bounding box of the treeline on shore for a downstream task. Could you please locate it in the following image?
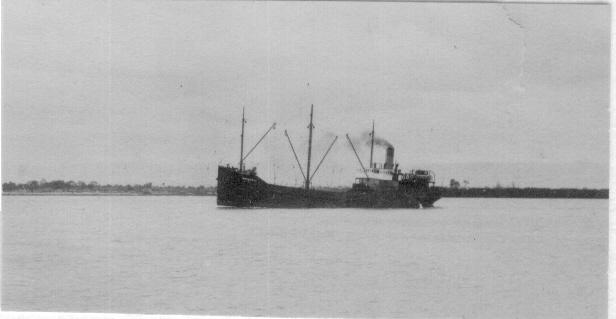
[2,179,608,199]
[436,187,608,199]
[2,180,216,196]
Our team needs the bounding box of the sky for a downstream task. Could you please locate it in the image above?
[2,1,610,188]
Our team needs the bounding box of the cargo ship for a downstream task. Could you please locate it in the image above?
[216,106,441,208]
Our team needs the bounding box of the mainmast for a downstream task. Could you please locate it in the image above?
[369,120,375,169]
[305,104,314,191]
[284,104,337,190]
[239,107,245,171]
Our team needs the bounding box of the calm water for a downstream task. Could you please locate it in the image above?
[2,196,607,318]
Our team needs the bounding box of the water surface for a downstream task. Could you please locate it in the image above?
[2,196,607,318]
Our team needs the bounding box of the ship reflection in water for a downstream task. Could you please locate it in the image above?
[217,105,441,208]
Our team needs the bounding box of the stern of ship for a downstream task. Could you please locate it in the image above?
[418,187,442,208]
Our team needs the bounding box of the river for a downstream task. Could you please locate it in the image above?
[2,196,607,318]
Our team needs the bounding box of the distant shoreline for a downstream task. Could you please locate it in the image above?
[436,187,608,199]
[1,180,608,199]
[2,181,215,196]
[2,192,214,196]
[2,188,608,199]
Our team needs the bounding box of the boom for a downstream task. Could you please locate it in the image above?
[310,135,338,183]
[345,134,369,179]
[284,130,307,184]
[243,122,276,161]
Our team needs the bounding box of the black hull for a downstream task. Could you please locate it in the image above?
[217,166,440,208]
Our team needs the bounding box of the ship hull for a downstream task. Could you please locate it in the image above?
[217,166,440,208]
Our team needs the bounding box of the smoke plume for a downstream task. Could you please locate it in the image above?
[360,131,393,148]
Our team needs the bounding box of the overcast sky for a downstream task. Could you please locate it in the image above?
[3,1,610,188]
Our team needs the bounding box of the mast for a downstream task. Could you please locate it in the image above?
[369,120,375,169]
[239,107,245,171]
[305,104,314,191]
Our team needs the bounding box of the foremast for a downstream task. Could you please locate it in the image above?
[239,107,245,171]
[236,107,275,173]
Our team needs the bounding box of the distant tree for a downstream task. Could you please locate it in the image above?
[450,179,460,189]
[196,185,206,195]
[48,180,67,191]
[87,181,99,190]
[26,180,39,192]
[142,182,153,194]
[67,181,77,190]
[3,182,17,192]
